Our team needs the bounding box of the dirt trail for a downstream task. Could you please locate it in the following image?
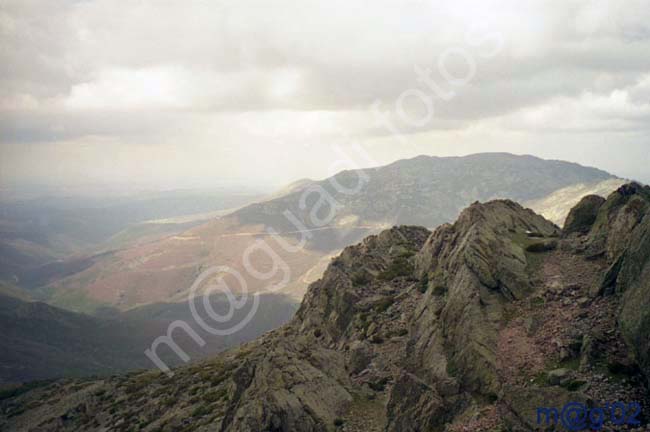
[496,246,650,431]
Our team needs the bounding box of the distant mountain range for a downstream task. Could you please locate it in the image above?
[27,153,620,313]
[5,182,649,431]
[236,152,616,233]
[0,292,297,384]
[0,189,264,285]
[0,153,629,386]
[525,178,626,225]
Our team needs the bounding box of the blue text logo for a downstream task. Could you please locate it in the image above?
[537,401,642,430]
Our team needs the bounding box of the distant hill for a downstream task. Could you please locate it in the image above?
[525,178,627,226]
[0,292,297,384]
[0,189,264,286]
[0,282,31,302]
[0,293,153,384]
[38,153,618,312]
[6,184,650,431]
[236,152,615,240]
[265,178,316,200]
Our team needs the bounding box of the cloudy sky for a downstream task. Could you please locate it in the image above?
[1,0,649,191]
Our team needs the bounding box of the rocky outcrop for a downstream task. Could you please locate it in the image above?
[585,182,650,261]
[525,178,625,226]
[409,201,558,402]
[579,183,650,381]
[2,187,649,432]
[618,213,650,381]
[563,194,606,236]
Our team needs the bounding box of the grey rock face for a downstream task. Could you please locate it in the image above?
[582,183,650,380]
[385,372,446,432]
[563,194,606,236]
[586,183,650,261]
[618,215,650,381]
[410,200,559,403]
[3,186,649,432]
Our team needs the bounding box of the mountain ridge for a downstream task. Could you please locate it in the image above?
[234,152,616,232]
[0,292,298,385]
[3,182,649,432]
[19,153,619,313]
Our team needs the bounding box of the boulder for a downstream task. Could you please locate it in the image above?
[547,368,572,386]
[584,183,650,380]
[563,194,606,236]
[348,341,372,375]
[586,183,650,260]
[385,372,447,432]
[617,214,650,381]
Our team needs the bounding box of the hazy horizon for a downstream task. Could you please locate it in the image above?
[1,0,649,191]
[0,150,644,199]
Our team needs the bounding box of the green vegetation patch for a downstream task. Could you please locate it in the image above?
[374,297,395,313]
[351,270,372,286]
[203,388,229,403]
[378,257,415,281]
[0,380,54,401]
[418,277,429,293]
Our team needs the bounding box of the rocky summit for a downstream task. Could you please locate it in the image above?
[2,183,650,432]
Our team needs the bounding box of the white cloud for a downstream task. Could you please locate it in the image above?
[500,75,650,132]
[0,0,649,186]
[64,67,190,110]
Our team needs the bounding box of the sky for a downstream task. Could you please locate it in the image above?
[0,0,649,192]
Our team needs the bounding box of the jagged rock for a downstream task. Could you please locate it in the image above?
[595,253,626,296]
[617,211,650,380]
[409,200,558,405]
[385,372,447,432]
[586,182,650,261]
[583,183,650,380]
[563,194,606,236]
[3,188,650,432]
[579,332,606,373]
[348,341,372,375]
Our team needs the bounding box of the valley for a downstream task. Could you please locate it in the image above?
[0,153,629,391]
[3,182,648,431]
[22,153,621,314]
[3,2,648,429]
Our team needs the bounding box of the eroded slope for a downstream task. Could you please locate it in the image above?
[3,185,649,432]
